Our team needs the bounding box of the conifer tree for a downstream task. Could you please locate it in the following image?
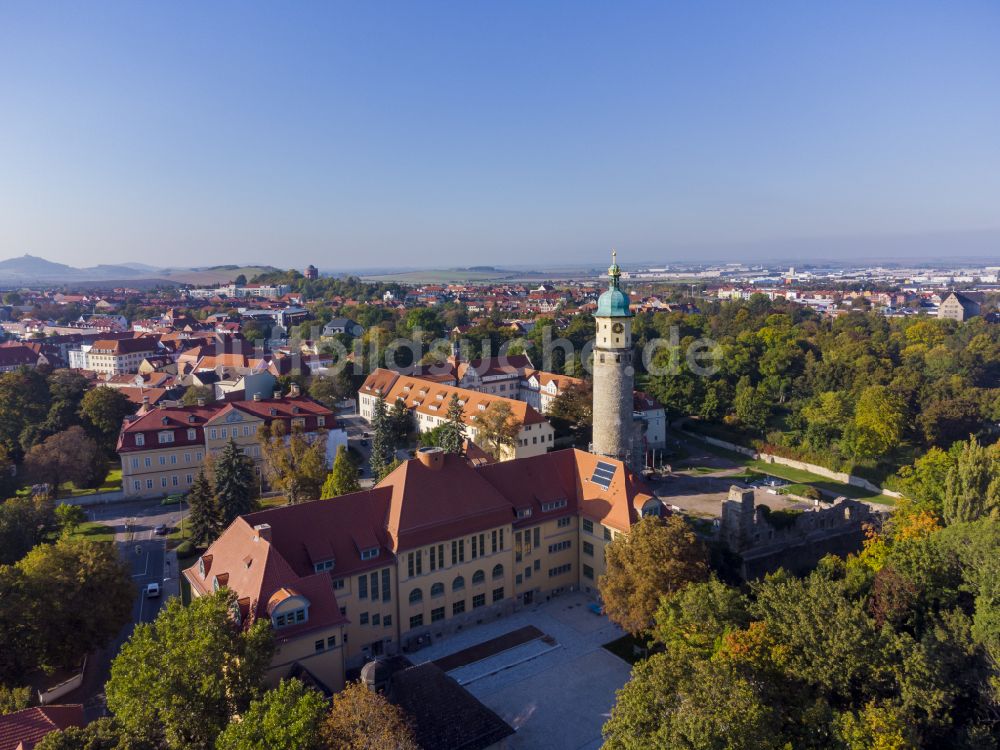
[214,439,256,526]
[369,394,395,481]
[187,469,222,546]
[439,393,466,454]
[322,445,360,497]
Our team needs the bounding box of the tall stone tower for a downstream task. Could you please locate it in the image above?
[592,250,634,462]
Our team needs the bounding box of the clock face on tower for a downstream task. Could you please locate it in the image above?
[612,322,624,334]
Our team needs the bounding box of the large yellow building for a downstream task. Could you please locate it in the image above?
[358,368,555,460]
[117,392,335,498]
[183,446,661,691]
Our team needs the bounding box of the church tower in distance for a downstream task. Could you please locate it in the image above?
[592,250,634,462]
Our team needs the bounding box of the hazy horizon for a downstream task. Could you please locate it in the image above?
[2,1,999,268]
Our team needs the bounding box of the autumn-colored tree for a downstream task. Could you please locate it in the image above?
[599,515,709,635]
[473,401,520,460]
[23,426,107,496]
[259,422,328,504]
[322,681,418,750]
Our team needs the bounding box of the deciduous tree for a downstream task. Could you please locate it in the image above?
[322,681,419,750]
[80,386,134,454]
[473,401,520,460]
[106,592,273,750]
[259,423,328,504]
[215,678,327,750]
[24,426,107,495]
[599,515,709,636]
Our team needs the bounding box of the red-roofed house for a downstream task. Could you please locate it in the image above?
[185,446,661,683]
[117,390,343,498]
[0,705,84,750]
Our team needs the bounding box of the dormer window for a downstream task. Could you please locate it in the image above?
[198,556,206,578]
[540,499,568,512]
[187,428,196,440]
[478,404,486,411]
[317,417,325,427]
[516,508,532,519]
[135,433,145,447]
[269,408,277,416]
[360,547,379,561]
[188,415,196,423]
[273,607,307,628]
[158,431,175,444]
[212,576,221,592]
[161,417,169,426]
[314,559,335,573]
[292,406,300,414]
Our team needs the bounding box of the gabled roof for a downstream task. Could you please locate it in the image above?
[0,705,84,750]
[184,517,347,638]
[380,454,514,550]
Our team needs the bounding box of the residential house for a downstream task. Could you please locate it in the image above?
[117,390,345,498]
[86,337,160,375]
[938,291,983,322]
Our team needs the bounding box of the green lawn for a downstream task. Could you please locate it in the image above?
[694,440,891,502]
[65,521,115,543]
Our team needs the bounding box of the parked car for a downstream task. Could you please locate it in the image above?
[145,582,161,598]
[154,524,168,535]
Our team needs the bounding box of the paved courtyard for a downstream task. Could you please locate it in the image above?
[414,592,632,750]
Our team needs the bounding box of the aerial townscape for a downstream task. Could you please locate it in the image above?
[2,3,1000,750]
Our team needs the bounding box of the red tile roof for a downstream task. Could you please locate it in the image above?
[0,705,84,750]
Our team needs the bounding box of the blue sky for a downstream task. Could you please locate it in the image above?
[1,1,999,268]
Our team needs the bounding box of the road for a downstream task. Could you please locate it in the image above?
[337,403,376,488]
[68,497,180,719]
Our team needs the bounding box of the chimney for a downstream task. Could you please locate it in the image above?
[197,398,205,407]
[289,383,300,397]
[142,395,150,406]
[253,523,271,542]
[273,389,282,400]
[253,393,262,402]
[416,446,445,471]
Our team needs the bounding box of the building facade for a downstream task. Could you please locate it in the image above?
[117,392,343,498]
[86,337,160,375]
[184,447,661,691]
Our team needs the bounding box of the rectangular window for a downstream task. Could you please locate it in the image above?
[516,574,523,585]
[471,535,477,559]
[452,600,465,616]
[492,587,504,603]
[548,540,572,553]
[382,568,391,601]
[333,578,345,590]
[533,527,540,548]
[534,559,540,571]
[583,541,594,556]
[472,594,486,609]
[210,428,217,440]
[372,614,380,626]
[500,528,504,551]
[327,636,336,648]
[315,640,324,652]
[130,458,139,469]
[583,518,594,534]
[384,615,392,627]
[159,456,165,465]
[525,566,531,579]
[431,607,445,623]
[451,539,464,565]
[515,532,522,563]
[491,529,498,553]
[409,614,423,629]
[583,564,594,580]
[133,480,141,491]
[186,474,193,484]
[358,575,367,599]
[549,564,572,577]
[360,612,369,625]
[146,479,153,489]
[604,527,613,541]
[407,552,415,578]
[370,572,378,601]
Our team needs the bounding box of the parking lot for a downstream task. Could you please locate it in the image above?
[415,592,632,750]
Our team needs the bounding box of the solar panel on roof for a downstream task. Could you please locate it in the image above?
[591,461,617,489]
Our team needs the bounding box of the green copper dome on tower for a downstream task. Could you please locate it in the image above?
[596,249,632,317]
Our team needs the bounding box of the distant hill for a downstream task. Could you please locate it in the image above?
[0,254,281,287]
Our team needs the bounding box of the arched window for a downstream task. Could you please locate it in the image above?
[430,582,444,597]
[409,588,422,604]
[472,570,485,585]
[492,564,504,580]
[452,576,465,591]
